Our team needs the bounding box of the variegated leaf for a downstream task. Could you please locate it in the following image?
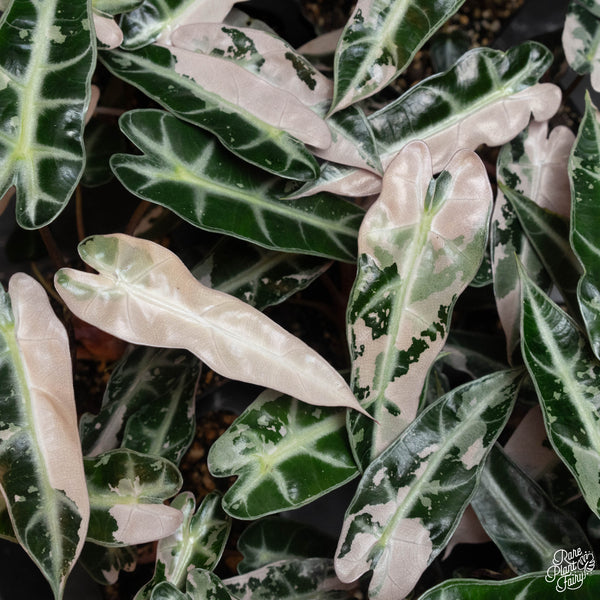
[419,571,600,599]
[78,542,137,585]
[335,369,523,600]
[84,449,183,546]
[224,558,357,600]
[519,266,600,517]
[120,0,246,48]
[150,582,187,600]
[93,12,123,49]
[136,492,231,600]
[100,47,319,181]
[170,23,333,110]
[110,110,361,262]
[370,43,558,172]
[570,94,600,360]
[471,444,592,574]
[0,0,95,229]
[186,569,236,600]
[236,517,336,574]
[500,183,581,316]
[54,234,367,415]
[347,141,492,468]
[191,238,330,311]
[0,274,89,599]
[330,0,465,112]
[491,121,574,361]
[208,389,358,519]
[563,1,600,92]
[80,345,200,459]
[93,0,143,17]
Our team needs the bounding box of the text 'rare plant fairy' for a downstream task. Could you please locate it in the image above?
[1,0,600,599]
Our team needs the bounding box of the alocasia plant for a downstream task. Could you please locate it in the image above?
[1,0,600,599]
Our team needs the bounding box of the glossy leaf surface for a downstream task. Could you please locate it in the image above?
[563,1,600,92]
[420,571,600,599]
[186,570,236,600]
[570,95,600,359]
[79,542,137,585]
[520,267,600,517]
[335,369,522,600]
[120,0,245,48]
[236,517,336,574]
[192,238,330,311]
[100,46,318,180]
[80,345,200,460]
[136,492,231,599]
[472,444,592,574]
[111,110,361,261]
[224,558,356,600]
[55,234,367,415]
[347,142,492,468]
[370,44,558,172]
[491,121,574,360]
[84,449,183,546]
[0,274,89,599]
[208,389,358,519]
[330,0,465,112]
[0,0,95,229]
[93,0,143,16]
[501,183,581,317]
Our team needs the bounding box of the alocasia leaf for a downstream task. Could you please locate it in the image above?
[110,110,361,262]
[100,46,320,181]
[346,141,492,468]
[80,345,200,459]
[570,94,600,360]
[149,582,187,600]
[563,1,600,92]
[0,274,90,599]
[419,571,600,599]
[330,0,466,112]
[0,0,95,229]
[136,492,231,600]
[236,517,337,574]
[208,389,358,519]
[93,12,123,49]
[370,42,557,169]
[192,238,330,311]
[169,23,333,110]
[84,448,183,546]
[471,444,592,574]
[500,182,581,317]
[491,121,574,361]
[120,0,246,49]
[54,234,368,416]
[335,369,523,600]
[519,265,600,517]
[224,558,357,599]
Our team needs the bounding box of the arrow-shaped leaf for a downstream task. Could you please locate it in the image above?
[347,141,492,468]
[330,0,465,112]
[110,110,362,262]
[84,449,183,546]
[208,389,358,519]
[0,0,95,229]
[136,492,231,600]
[519,265,600,517]
[54,234,368,416]
[570,94,600,359]
[100,46,319,181]
[0,274,89,599]
[335,369,522,600]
